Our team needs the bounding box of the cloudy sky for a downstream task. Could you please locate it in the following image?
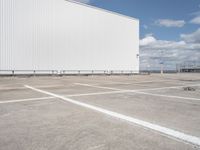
[75,0,200,70]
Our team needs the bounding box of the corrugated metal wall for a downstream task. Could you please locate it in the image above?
[0,0,139,74]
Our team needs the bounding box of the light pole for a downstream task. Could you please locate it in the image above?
[160,62,164,74]
[160,50,164,74]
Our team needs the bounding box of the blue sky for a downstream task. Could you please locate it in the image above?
[75,0,200,70]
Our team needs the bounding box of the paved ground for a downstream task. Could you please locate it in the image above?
[0,73,200,150]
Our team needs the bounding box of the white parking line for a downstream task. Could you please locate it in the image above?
[25,85,200,147]
[0,87,26,90]
[35,84,63,88]
[0,97,55,104]
[94,80,176,85]
[66,91,200,102]
[134,91,200,101]
[66,90,130,97]
[0,83,22,87]
[75,83,120,91]
[141,84,200,92]
[75,82,200,92]
[74,83,200,101]
[0,84,63,91]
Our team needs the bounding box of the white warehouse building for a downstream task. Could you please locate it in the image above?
[0,0,139,75]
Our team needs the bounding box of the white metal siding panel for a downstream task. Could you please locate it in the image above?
[0,0,139,73]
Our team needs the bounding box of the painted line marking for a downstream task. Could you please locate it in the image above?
[94,80,180,85]
[75,83,120,91]
[74,83,200,101]
[66,90,130,97]
[0,87,26,90]
[66,91,200,103]
[75,79,174,86]
[25,85,200,146]
[141,84,200,92]
[0,83,22,87]
[0,97,55,104]
[75,83,200,92]
[34,84,63,88]
[134,91,200,101]
[0,84,63,91]
[1,82,199,104]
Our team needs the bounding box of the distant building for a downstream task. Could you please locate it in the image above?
[0,0,139,75]
[177,63,200,73]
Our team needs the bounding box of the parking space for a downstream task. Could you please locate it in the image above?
[73,92,200,137]
[146,87,200,100]
[39,84,114,96]
[0,73,200,150]
[0,88,49,102]
[0,99,195,150]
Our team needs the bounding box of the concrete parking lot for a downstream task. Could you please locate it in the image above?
[0,73,200,150]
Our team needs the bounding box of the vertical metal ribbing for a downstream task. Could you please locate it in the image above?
[0,0,2,70]
[11,0,15,70]
[0,0,139,73]
[0,0,4,70]
[4,0,7,70]
[0,0,14,70]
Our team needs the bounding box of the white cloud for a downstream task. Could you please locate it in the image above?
[190,16,200,24]
[181,28,200,43]
[140,35,156,46]
[155,19,186,27]
[140,32,200,70]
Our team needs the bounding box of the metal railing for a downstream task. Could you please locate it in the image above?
[0,70,147,76]
[0,70,59,76]
[61,70,141,75]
